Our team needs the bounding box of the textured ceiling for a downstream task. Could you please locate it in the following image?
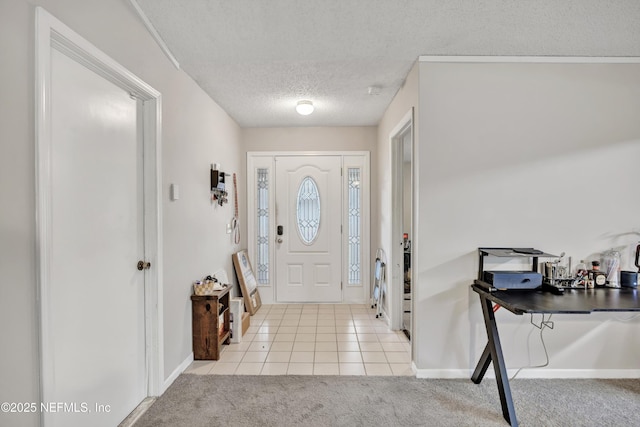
[135,0,640,128]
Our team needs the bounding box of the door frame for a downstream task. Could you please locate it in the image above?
[35,7,164,418]
[389,109,414,331]
[247,151,370,304]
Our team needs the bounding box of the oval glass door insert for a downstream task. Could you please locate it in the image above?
[296,176,321,244]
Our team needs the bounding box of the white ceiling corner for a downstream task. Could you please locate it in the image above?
[135,0,640,128]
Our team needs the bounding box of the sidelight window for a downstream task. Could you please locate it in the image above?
[347,168,361,285]
[256,168,269,284]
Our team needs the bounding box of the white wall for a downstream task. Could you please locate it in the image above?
[0,3,39,427]
[414,61,640,376]
[161,70,243,381]
[0,2,242,425]
[243,126,377,153]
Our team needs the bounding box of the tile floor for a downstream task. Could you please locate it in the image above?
[185,303,413,376]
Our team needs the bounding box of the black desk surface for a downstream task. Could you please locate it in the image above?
[471,283,640,315]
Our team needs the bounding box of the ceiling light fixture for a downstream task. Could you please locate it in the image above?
[296,100,314,116]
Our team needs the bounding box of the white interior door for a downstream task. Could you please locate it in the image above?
[45,46,146,427]
[275,156,342,302]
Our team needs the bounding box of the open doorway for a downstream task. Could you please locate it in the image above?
[391,110,413,340]
[400,129,412,339]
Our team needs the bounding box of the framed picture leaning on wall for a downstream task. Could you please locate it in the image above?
[232,250,262,315]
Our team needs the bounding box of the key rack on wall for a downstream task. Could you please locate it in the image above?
[210,163,228,206]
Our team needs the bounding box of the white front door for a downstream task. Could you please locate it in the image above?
[44,46,146,427]
[275,156,342,302]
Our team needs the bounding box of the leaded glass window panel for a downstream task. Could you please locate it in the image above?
[348,168,361,285]
[296,176,321,244]
[256,168,269,284]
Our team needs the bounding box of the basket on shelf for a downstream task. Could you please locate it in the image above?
[193,280,216,296]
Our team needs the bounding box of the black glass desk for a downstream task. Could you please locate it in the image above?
[471,283,640,426]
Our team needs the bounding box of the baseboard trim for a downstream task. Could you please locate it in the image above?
[161,353,194,393]
[414,368,640,379]
[119,397,157,427]
[415,369,470,379]
[505,369,640,379]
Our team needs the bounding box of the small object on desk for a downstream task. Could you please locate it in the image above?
[589,261,604,288]
[592,271,606,287]
[620,271,638,288]
[512,248,544,255]
[541,281,565,294]
[483,271,542,290]
[541,259,564,293]
[602,249,621,288]
[477,247,556,293]
[573,260,588,288]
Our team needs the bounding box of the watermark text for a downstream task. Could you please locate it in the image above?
[1,402,111,414]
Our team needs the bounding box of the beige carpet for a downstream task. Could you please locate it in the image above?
[133,375,640,427]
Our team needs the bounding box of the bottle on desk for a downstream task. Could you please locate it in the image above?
[590,261,606,287]
[602,249,621,288]
[573,260,588,288]
[586,272,595,289]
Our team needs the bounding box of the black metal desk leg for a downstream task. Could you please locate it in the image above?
[471,341,492,383]
[476,294,518,427]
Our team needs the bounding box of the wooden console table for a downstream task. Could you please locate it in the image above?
[191,287,231,360]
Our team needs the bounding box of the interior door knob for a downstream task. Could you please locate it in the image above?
[276,238,283,243]
[137,260,151,271]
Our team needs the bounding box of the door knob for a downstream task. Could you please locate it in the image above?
[137,260,151,271]
[276,238,283,243]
